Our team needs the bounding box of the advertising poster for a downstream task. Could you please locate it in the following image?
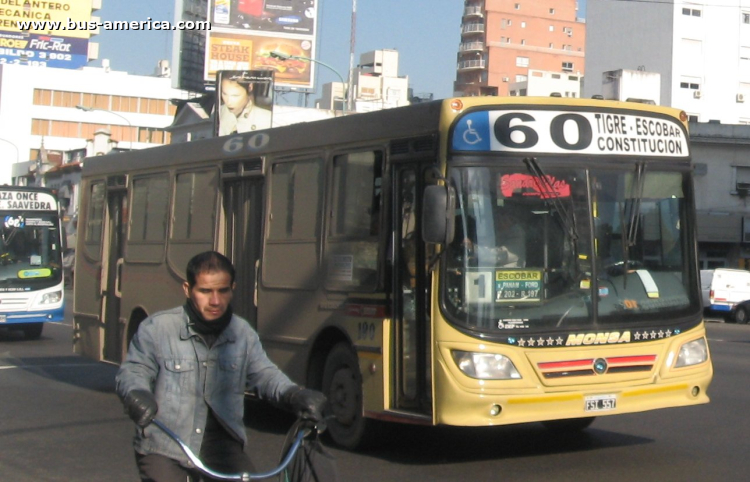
[215,69,275,136]
[206,32,313,87]
[0,0,93,69]
[205,0,318,90]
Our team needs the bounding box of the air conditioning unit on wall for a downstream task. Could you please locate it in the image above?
[693,90,702,99]
[738,93,746,103]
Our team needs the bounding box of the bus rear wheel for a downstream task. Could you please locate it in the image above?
[322,342,370,450]
[21,323,43,340]
[542,417,595,432]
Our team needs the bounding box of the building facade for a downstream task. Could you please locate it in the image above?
[454,0,586,97]
[585,0,750,123]
[317,49,410,112]
[0,62,191,185]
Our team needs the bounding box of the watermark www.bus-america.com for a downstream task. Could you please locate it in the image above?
[15,18,212,32]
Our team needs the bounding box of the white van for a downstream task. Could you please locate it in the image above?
[706,268,750,315]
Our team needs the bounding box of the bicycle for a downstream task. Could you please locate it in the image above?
[153,418,333,482]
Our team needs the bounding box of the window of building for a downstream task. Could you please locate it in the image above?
[521,21,526,28]
[551,73,561,79]
[502,19,512,28]
[521,39,526,45]
[549,43,554,48]
[563,44,571,51]
[33,89,52,106]
[733,166,750,194]
[562,61,573,72]
[549,8,555,14]
[516,74,527,82]
[514,3,520,10]
[517,56,529,67]
[549,25,554,32]
[563,27,573,35]
[682,7,702,17]
[679,81,701,90]
[743,12,750,24]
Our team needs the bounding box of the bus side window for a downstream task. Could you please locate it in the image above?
[263,158,323,290]
[325,150,383,290]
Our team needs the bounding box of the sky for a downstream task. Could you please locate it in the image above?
[92,0,588,104]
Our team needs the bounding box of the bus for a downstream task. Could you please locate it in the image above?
[73,96,713,448]
[0,185,65,339]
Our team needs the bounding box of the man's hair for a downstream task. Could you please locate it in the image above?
[186,251,235,287]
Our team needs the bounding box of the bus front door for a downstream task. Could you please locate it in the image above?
[393,163,432,414]
[222,177,264,328]
[102,189,127,363]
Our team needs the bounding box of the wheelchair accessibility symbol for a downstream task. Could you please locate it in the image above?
[462,120,483,145]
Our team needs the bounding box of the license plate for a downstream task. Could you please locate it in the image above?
[585,394,617,412]
[0,315,6,323]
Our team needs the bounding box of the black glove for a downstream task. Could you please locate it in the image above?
[284,387,327,423]
[124,389,158,428]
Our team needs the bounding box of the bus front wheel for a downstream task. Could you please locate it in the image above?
[322,342,369,450]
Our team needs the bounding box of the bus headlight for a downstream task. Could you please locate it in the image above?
[452,350,521,380]
[675,338,708,368]
[39,291,62,305]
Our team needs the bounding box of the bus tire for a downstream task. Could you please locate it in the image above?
[542,417,595,432]
[322,342,369,450]
[21,323,44,340]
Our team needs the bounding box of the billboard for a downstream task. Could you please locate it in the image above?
[0,0,93,69]
[205,0,318,90]
[215,70,274,136]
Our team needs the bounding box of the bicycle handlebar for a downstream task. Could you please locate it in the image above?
[152,419,308,481]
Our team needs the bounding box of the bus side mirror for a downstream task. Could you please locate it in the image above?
[422,184,456,245]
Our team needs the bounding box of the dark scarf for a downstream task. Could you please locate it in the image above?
[184,301,233,348]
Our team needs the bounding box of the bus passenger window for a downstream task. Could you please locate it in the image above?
[325,151,383,290]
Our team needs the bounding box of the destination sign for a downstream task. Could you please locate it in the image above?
[0,190,56,211]
[451,108,689,157]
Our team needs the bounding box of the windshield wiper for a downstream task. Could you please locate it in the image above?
[523,157,578,242]
[617,162,647,289]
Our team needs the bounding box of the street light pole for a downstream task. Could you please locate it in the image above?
[269,51,348,112]
[0,137,19,163]
[75,105,134,148]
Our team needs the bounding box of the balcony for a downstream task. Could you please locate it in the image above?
[457,59,486,71]
[459,41,484,53]
[463,6,483,18]
[461,22,485,35]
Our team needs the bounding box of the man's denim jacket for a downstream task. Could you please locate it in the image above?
[115,306,296,463]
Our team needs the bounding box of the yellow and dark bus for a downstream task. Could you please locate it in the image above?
[73,96,713,448]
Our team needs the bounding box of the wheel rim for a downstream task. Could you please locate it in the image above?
[329,366,359,427]
[739,309,747,323]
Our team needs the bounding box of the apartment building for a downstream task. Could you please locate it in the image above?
[0,62,190,185]
[585,0,750,124]
[454,0,586,97]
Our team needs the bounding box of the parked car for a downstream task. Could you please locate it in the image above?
[705,268,750,322]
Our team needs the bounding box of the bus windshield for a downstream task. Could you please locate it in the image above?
[0,212,63,289]
[443,159,699,334]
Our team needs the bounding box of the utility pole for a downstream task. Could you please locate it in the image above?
[348,0,357,112]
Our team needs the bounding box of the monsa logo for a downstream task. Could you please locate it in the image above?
[565,331,632,346]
